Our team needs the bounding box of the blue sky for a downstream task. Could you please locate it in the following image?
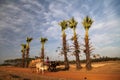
[0,0,120,63]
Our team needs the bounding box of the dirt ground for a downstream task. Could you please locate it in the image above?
[0,61,120,80]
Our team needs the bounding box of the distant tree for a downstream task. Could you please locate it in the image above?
[68,17,82,70]
[21,44,26,67]
[26,37,33,67]
[59,20,69,70]
[92,54,100,59]
[40,37,48,61]
[82,16,93,70]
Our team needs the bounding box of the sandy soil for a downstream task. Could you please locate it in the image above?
[0,61,120,80]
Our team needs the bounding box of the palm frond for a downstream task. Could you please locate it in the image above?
[26,37,33,43]
[82,16,93,30]
[21,44,26,49]
[40,37,48,43]
[68,17,78,29]
[58,20,68,31]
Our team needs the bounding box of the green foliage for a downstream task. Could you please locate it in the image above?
[40,37,48,43]
[58,20,68,31]
[26,37,33,49]
[21,44,26,48]
[21,44,26,52]
[3,58,35,67]
[26,37,33,43]
[82,16,93,30]
[91,57,120,62]
[68,57,120,64]
[68,17,78,29]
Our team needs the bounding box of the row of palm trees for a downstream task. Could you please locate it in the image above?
[21,37,48,68]
[20,16,93,70]
[59,16,93,70]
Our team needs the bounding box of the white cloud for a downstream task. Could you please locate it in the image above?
[48,2,69,19]
[91,32,120,47]
[66,28,73,40]
[92,21,104,30]
[95,46,120,57]
[21,0,43,9]
[103,0,113,8]
[44,20,61,39]
[91,17,120,31]
[45,26,59,39]
[81,4,89,11]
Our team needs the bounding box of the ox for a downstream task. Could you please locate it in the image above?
[36,62,48,74]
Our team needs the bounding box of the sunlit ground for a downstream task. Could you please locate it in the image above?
[0,61,120,80]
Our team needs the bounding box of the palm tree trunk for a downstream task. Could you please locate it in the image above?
[22,52,25,67]
[85,29,92,70]
[25,48,29,68]
[41,43,44,61]
[74,41,82,69]
[73,29,82,69]
[62,31,69,70]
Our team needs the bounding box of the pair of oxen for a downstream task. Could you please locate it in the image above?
[29,59,59,74]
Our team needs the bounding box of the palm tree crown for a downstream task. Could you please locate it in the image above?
[21,44,26,52]
[68,17,78,29]
[26,37,33,48]
[40,37,48,44]
[26,37,33,43]
[82,16,93,30]
[59,20,68,31]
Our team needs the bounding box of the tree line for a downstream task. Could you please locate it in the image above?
[1,57,120,66]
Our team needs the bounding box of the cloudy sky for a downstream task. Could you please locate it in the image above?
[0,0,120,63]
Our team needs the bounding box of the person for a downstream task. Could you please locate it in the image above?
[46,56,50,66]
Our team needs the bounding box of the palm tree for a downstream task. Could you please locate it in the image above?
[40,37,48,61]
[68,17,82,70]
[26,37,33,67]
[82,16,93,70]
[21,44,26,67]
[59,20,69,70]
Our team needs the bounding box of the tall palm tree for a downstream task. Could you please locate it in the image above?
[40,37,48,61]
[59,20,69,70]
[68,17,82,70]
[21,44,26,68]
[82,16,93,70]
[26,37,33,67]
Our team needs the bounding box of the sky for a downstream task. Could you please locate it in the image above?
[0,0,120,63]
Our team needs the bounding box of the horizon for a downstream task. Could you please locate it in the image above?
[0,0,120,64]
